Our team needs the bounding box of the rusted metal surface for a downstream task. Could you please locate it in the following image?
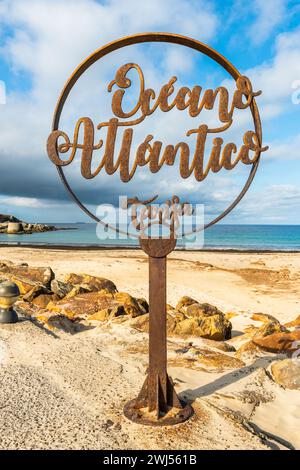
[123,238,193,425]
[47,32,268,232]
[46,33,268,425]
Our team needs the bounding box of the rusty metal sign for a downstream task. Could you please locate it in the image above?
[46,32,268,426]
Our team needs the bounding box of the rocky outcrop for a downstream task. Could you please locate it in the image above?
[132,297,232,341]
[0,261,54,295]
[0,213,60,234]
[251,321,289,338]
[252,331,300,353]
[0,214,20,223]
[175,297,232,340]
[169,344,245,372]
[64,273,117,294]
[251,312,280,324]
[47,290,147,321]
[271,359,300,390]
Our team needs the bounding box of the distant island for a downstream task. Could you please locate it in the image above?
[0,214,69,235]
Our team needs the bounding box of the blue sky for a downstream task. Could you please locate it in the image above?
[0,0,300,224]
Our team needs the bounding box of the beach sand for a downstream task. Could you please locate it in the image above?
[0,246,299,450]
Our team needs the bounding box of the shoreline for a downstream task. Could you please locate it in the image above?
[1,242,300,253]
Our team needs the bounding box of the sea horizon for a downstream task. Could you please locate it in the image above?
[1,223,300,251]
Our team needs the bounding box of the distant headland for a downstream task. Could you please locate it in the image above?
[0,214,70,235]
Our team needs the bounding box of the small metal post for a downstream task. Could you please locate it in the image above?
[124,238,193,425]
[0,281,20,324]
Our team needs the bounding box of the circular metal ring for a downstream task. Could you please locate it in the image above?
[51,32,263,236]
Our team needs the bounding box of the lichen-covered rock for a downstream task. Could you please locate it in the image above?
[114,292,143,318]
[31,293,60,309]
[0,261,54,292]
[35,312,77,333]
[132,304,231,341]
[176,296,198,312]
[47,290,146,321]
[193,347,244,371]
[251,312,280,324]
[184,302,224,318]
[253,330,300,353]
[199,337,236,352]
[173,313,231,340]
[64,285,91,299]
[271,359,300,390]
[235,341,265,362]
[171,346,244,372]
[22,285,52,302]
[88,306,125,322]
[64,273,117,294]
[174,297,232,340]
[50,279,73,299]
[252,321,289,338]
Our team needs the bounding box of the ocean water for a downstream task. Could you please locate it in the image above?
[0,224,300,251]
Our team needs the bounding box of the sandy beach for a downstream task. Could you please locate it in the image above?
[0,246,300,450]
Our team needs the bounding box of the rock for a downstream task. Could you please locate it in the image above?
[35,312,77,333]
[31,293,60,309]
[271,359,300,390]
[136,298,149,314]
[171,346,244,372]
[0,214,21,223]
[22,285,52,302]
[199,337,236,352]
[64,285,91,299]
[0,261,55,292]
[47,290,145,321]
[252,321,289,338]
[173,298,232,340]
[7,222,22,234]
[131,308,231,341]
[251,312,280,324]
[284,315,300,328]
[194,348,244,371]
[0,214,57,234]
[185,302,224,318]
[176,296,198,311]
[235,341,265,362]
[114,292,143,317]
[173,313,231,340]
[253,330,300,353]
[88,306,125,321]
[131,313,150,332]
[64,273,117,294]
[50,279,73,298]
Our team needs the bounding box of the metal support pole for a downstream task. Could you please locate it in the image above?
[148,254,167,413]
[124,238,193,426]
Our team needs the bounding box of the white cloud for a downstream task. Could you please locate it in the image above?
[229,184,300,223]
[0,196,50,208]
[267,133,300,160]
[245,26,300,115]
[248,0,287,45]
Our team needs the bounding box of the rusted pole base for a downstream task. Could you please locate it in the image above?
[124,374,193,426]
[124,237,193,426]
